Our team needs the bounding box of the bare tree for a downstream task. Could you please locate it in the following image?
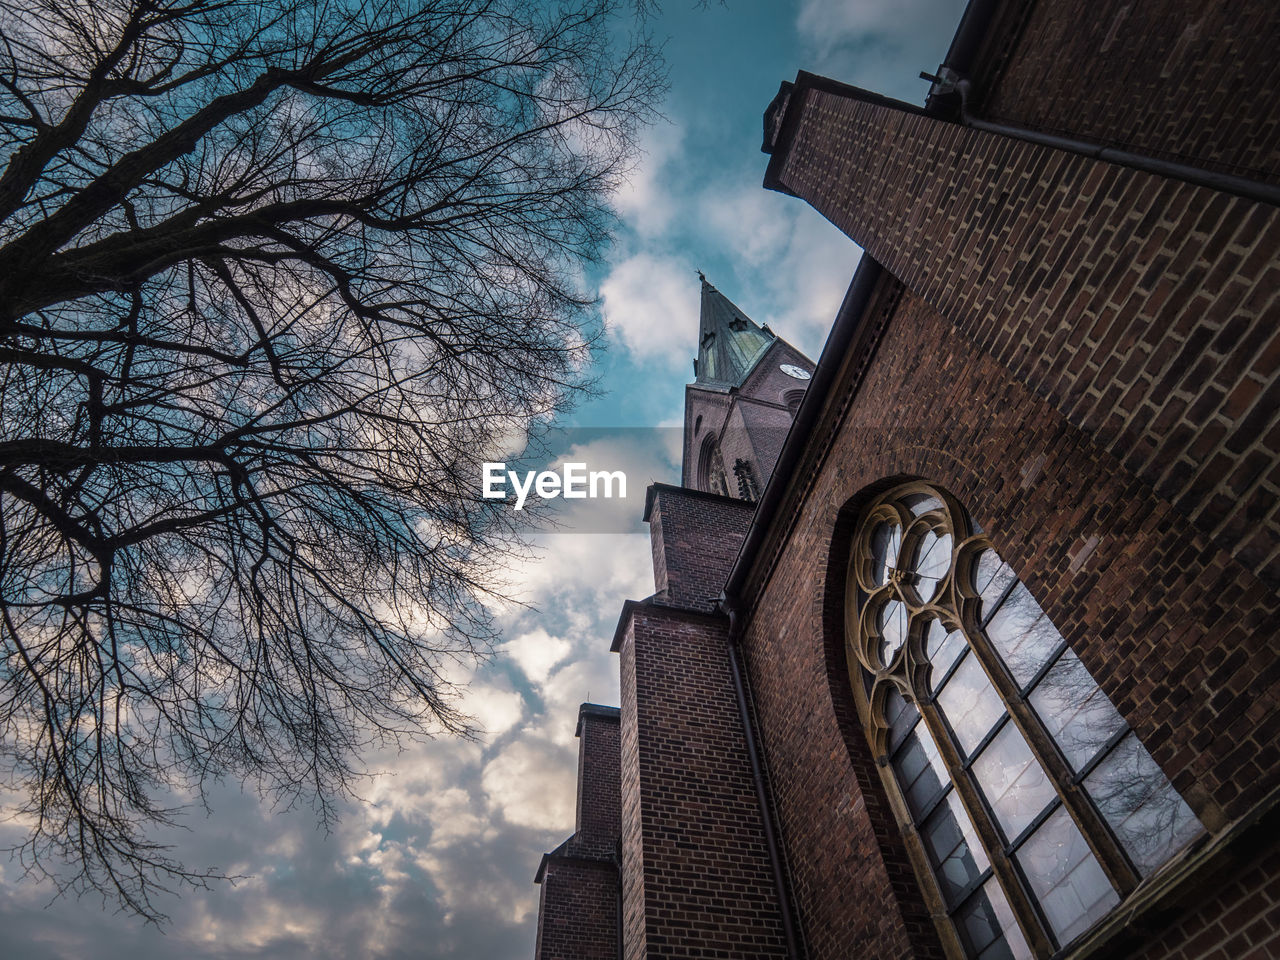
[0,0,661,919]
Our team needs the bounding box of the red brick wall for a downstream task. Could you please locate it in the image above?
[617,607,646,960]
[735,340,816,488]
[727,5,1280,954]
[534,857,618,960]
[1129,844,1280,960]
[972,0,1280,183]
[533,705,621,959]
[574,707,621,859]
[736,339,815,408]
[616,602,788,959]
[768,82,1280,592]
[734,280,1279,958]
[646,484,756,612]
[682,387,731,489]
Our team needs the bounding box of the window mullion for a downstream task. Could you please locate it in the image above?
[872,758,973,960]
[962,625,1142,897]
[916,698,1056,959]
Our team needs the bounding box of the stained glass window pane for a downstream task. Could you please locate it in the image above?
[1029,650,1127,772]
[912,529,953,598]
[925,620,966,692]
[884,687,917,753]
[893,723,951,822]
[858,495,1209,960]
[974,550,1016,617]
[1017,806,1119,946]
[978,878,1034,960]
[983,583,1062,688]
[921,791,990,907]
[871,521,902,586]
[936,653,1005,757]
[957,878,1034,960]
[904,493,945,516]
[955,891,1010,959]
[1085,733,1202,875]
[878,598,908,666]
[971,723,1058,842]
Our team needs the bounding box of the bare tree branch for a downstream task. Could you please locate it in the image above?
[0,0,663,921]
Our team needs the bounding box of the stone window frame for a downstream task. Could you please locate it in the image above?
[845,480,1202,960]
[733,458,759,502]
[697,433,728,497]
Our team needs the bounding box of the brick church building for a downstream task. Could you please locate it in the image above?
[532,1,1280,957]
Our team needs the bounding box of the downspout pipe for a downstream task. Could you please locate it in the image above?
[614,842,623,960]
[924,0,1002,114]
[938,76,1280,208]
[723,601,802,960]
[714,255,886,960]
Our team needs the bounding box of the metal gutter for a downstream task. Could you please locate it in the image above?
[946,77,1280,207]
[922,0,1280,205]
[725,604,802,959]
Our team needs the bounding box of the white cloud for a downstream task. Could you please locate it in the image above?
[798,0,938,44]
[796,0,969,95]
[698,175,860,358]
[414,846,537,928]
[183,889,328,950]
[543,432,681,534]
[501,532,653,616]
[600,251,701,365]
[537,655,621,747]
[611,122,686,237]
[502,628,572,686]
[419,787,490,846]
[360,737,486,829]
[461,682,526,739]
[481,738,577,832]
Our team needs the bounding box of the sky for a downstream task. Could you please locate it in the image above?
[0,1,965,956]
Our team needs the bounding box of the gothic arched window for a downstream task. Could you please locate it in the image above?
[697,434,728,497]
[846,482,1202,959]
[733,458,759,502]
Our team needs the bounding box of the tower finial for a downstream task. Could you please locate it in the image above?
[697,269,706,283]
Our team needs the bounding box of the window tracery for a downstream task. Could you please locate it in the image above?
[733,458,759,502]
[697,434,728,497]
[846,482,1202,958]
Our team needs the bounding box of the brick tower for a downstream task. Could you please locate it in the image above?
[533,704,623,959]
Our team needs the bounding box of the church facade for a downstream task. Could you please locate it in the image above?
[532,1,1280,957]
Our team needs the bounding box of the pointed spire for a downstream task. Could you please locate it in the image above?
[694,276,775,387]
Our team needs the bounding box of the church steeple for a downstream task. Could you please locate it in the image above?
[693,275,775,387]
[682,277,814,498]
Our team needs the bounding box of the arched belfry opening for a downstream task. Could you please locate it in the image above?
[697,433,729,497]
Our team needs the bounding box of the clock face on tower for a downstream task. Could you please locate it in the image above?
[779,363,811,380]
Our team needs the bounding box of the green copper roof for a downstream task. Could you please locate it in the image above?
[694,276,775,387]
